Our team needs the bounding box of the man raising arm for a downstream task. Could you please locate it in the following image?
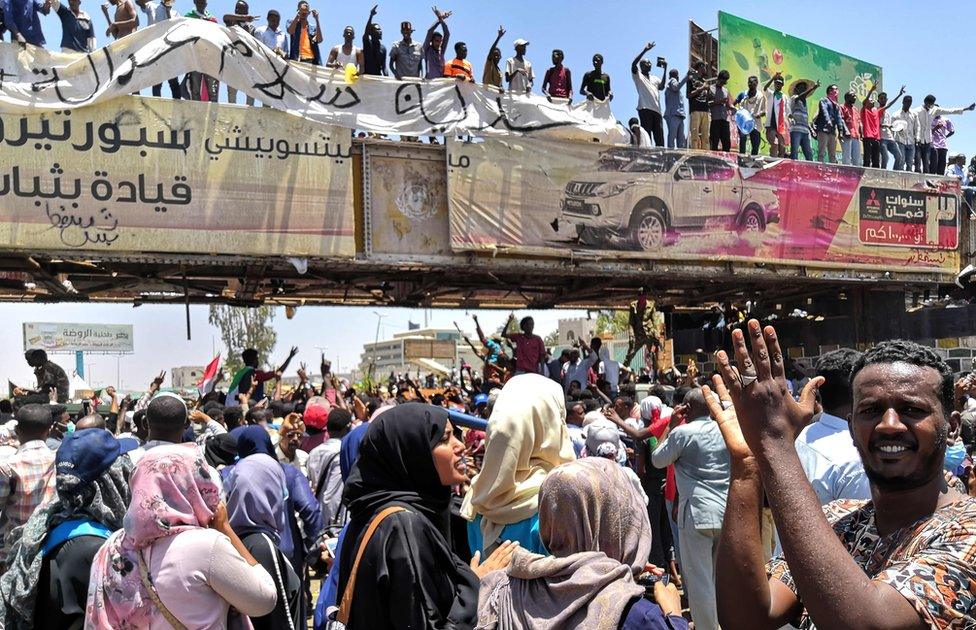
[714,321,976,629]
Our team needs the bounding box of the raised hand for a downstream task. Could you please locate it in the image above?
[297,362,308,382]
[369,3,378,16]
[189,409,212,425]
[716,320,823,452]
[702,375,752,463]
[497,26,505,38]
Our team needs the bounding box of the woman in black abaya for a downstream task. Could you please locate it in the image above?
[336,403,515,630]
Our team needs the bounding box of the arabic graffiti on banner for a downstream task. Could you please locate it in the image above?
[0,19,624,143]
[445,137,960,275]
[23,322,134,353]
[0,96,355,257]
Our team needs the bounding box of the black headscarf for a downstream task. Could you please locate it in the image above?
[338,404,478,629]
[342,403,452,535]
[204,433,239,468]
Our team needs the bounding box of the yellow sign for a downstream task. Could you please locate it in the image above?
[0,96,354,257]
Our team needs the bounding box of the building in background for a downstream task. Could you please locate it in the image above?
[358,328,461,378]
[557,317,598,346]
[171,365,205,389]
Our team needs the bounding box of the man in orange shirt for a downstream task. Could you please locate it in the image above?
[444,41,472,81]
[287,0,322,65]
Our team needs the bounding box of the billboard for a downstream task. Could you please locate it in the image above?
[446,137,960,275]
[24,322,134,353]
[718,12,882,102]
[404,339,456,361]
[0,96,355,258]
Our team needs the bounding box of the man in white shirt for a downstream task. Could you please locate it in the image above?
[891,95,919,172]
[795,348,870,505]
[254,9,288,57]
[135,0,180,98]
[631,41,665,147]
[307,408,352,530]
[505,38,533,94]
[913,94,975,174]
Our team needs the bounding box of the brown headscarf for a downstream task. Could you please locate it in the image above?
[476,458,651,630]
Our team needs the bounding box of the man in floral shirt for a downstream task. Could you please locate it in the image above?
[712,324,976,629]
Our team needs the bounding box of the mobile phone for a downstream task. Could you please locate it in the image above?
[656,56,667,68]
[323,537,338,559]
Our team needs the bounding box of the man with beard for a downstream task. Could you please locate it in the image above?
[712,324,976,629]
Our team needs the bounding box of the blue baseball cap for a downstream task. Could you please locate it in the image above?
[474,393,489,407]
[56,428,121,483]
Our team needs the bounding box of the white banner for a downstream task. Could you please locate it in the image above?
[0,19,626,143]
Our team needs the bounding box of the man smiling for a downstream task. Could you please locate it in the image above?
[711,325,976,629]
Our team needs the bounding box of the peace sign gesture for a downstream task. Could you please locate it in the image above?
[713,320,823,455]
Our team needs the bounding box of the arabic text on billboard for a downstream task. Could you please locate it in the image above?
[0,96,355,258]
[23,323,134,353]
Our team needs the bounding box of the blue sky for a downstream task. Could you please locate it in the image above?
[11,0,976,389]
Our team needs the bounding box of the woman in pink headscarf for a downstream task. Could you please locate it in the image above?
[85,444,278,629]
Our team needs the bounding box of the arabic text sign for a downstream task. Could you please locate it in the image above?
[446,137,959,275]
[0,96,355,257]
[24,322,134,353]
[859,188,958,249]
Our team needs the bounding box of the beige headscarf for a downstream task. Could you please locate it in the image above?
[461,374,575,552]
[476,458,652,630]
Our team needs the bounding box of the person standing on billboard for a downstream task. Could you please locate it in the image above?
[914,94,975,174]
[632,42,666,147]
[663,67,689,148]
[735,75,766,155]
[877,87,906,169]
[763,72,789,157]
[839,91,863,166]
[687,61,712,150]
[788,80,819,161]
[708,70,733,152]
[891,95,919,171]
[813,84,845,163]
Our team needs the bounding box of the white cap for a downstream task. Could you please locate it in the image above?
[514,38,529,47]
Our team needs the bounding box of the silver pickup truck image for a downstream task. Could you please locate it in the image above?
[558,148,781,250]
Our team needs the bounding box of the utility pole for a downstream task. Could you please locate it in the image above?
[369,311,387,379]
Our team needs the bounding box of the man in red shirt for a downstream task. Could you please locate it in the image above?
[503,314,546,375]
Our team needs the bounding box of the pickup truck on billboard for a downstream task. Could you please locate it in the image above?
[558,148,780,250]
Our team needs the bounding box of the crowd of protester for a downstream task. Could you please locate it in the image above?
[1,306,976,629]
[2,1,973,177]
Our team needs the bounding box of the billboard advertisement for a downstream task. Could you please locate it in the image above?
[446,137,960,275]
[24,322,134,353]
[718,12,882,99]
[0,96,355,258]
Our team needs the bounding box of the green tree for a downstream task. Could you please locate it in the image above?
[595,310,629,337]
[543,329,560,348]
[208,305,278,376]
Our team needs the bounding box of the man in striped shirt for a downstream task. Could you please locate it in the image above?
[0,404,56,569]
